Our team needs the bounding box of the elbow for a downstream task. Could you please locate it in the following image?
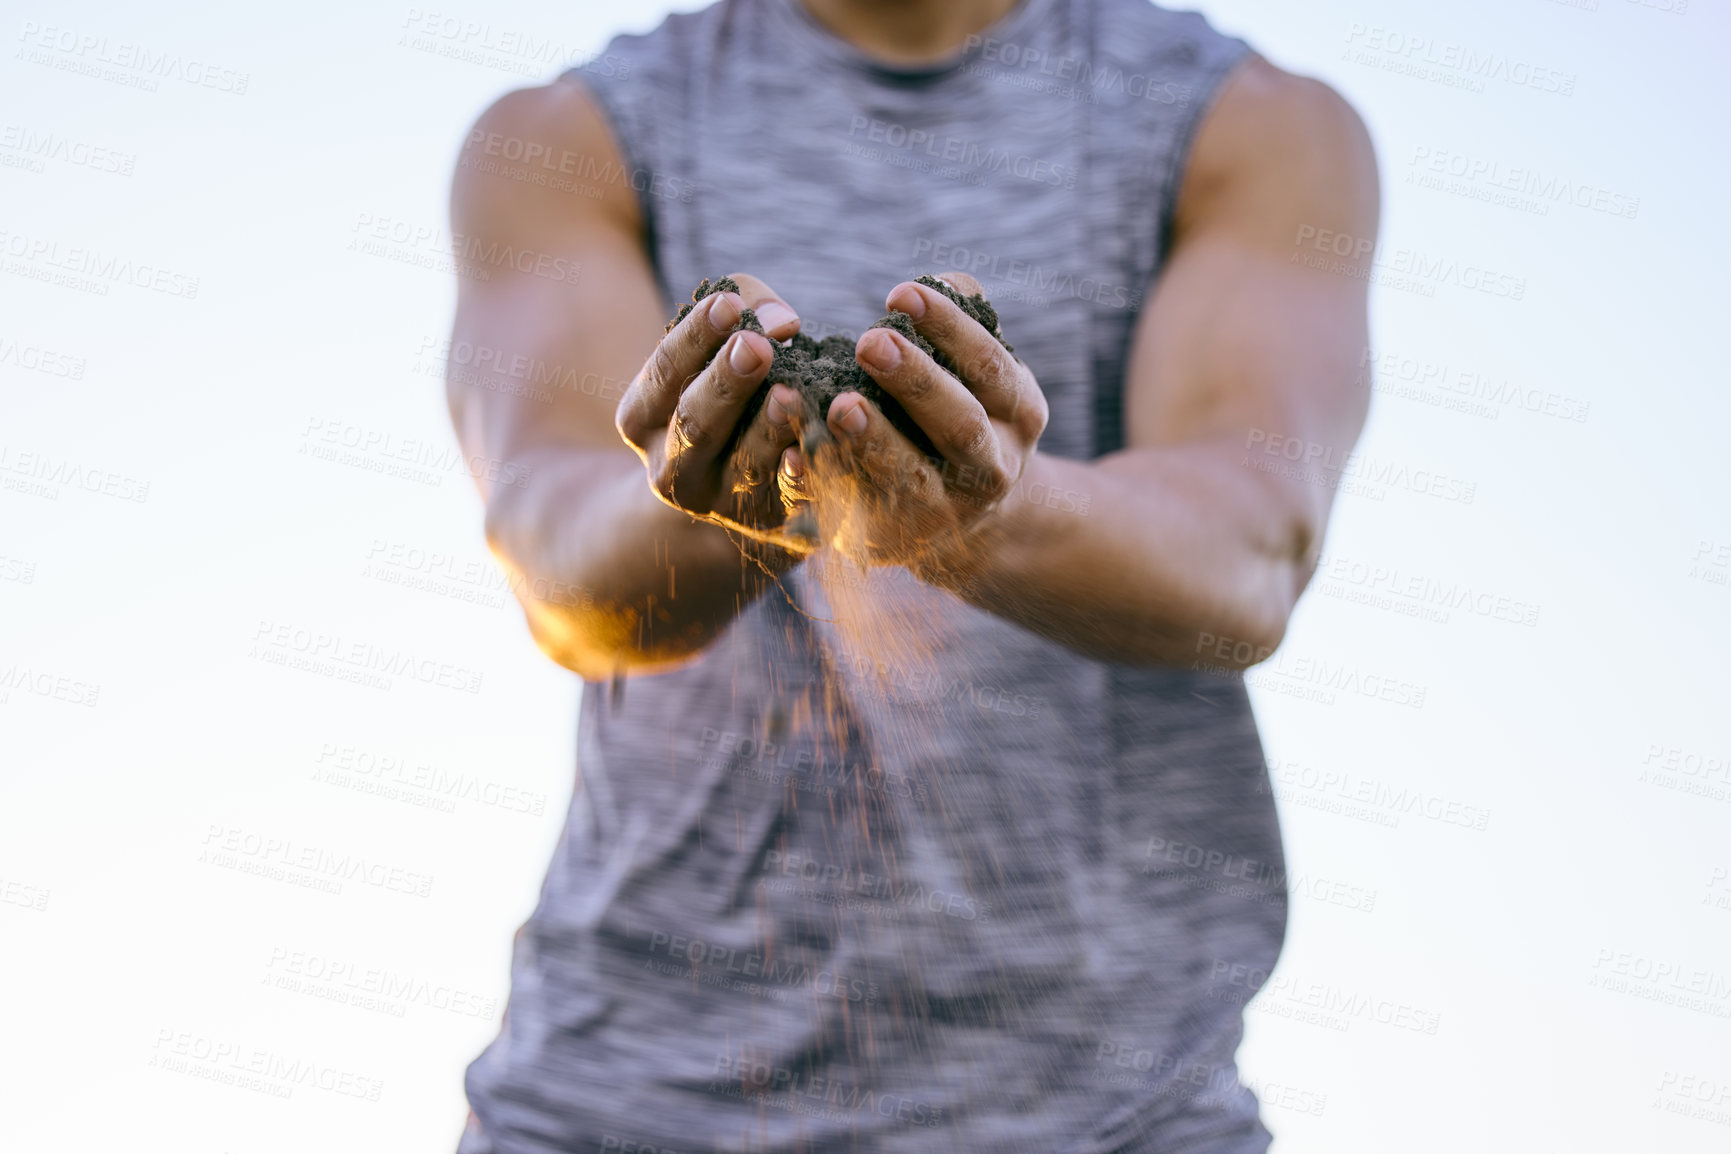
[517,582,716,681]
[1189,610,1289,673]
[1186,554,1306,673]
[483,495,722,680]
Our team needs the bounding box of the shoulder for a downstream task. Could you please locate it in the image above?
[453,77,641,238]
[1176,55,1379,244]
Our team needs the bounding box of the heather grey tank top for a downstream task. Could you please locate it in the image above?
[461,3,1283,1152]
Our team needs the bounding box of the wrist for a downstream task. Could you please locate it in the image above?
[912,449,1050,599]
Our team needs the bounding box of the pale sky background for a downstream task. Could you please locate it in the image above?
[2,0,1728,1151]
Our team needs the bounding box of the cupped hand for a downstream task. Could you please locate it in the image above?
[614,273,817,563]
[781,272,1049,582]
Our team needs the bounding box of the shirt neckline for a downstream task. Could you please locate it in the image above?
[765,0,1056,82]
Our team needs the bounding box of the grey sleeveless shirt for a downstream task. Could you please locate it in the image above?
[460,3,1285,1151]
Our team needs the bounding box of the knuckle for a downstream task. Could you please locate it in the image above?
[897,365,937,404]
[923,309,965,350]
[981,464,1010,498]
[647,339,681,393]
[706,362,741,405]
[614,403,639,446]
[758,410,793,450]
[946,416,994,461]
[669,408,705,450]
[650,466,679,506]
[1017,394,1049,440]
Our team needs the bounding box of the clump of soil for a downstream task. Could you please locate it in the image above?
[670,274,1012,460]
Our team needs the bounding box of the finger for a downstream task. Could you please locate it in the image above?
[777,445,814,509]
[825,392,947,507]
[853,327,1005,487]
[724,384,802,502]
[617,289,743,452]
[886,275,1026,425]
[933,271,983,296]
[664,328,778,491]
[725,272,801,341]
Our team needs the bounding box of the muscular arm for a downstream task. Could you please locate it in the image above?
[446,81,790,679]
[937,58,1380,667]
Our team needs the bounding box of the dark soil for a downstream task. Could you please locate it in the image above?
[670,275,1013,460]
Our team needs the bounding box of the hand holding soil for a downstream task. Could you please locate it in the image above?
[659,271,1049,584]
[613,272,818,564]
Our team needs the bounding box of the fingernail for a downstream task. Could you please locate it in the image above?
[727,332,765,374]
[708,293,741,333]
[756,301,798,333]
[860,331,901,372]
[781,447,804,478]
[889,284,926,320]
[836,400,868,438]
[767,384,796,425]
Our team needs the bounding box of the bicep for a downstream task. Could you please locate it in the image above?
[1123,58,1379,523]
[445,78,665,499]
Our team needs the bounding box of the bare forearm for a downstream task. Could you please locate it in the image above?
[938,446,1312,668]
[484,446,788,678]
